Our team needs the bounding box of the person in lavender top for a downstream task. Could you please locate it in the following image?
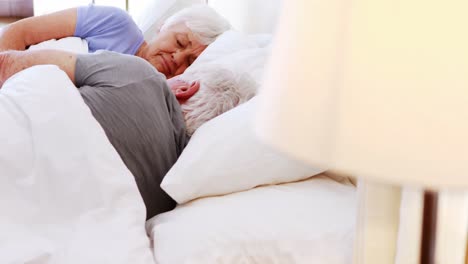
[0,4,231,79]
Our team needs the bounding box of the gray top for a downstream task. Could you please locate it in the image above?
[75,51,188,219]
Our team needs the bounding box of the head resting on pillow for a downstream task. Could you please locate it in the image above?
[167,64,257,136]
[138,5,231,79]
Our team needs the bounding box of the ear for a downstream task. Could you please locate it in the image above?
[174,81,200,101]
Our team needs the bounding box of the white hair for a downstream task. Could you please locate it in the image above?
[179,65,257,136]
[160,4,231,45]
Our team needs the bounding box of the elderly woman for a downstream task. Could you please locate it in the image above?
[0,49,255,219]
[0,4,231,78]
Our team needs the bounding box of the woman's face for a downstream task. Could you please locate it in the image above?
[145,23,206,79]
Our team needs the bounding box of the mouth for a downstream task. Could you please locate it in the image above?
[160,55,173,76]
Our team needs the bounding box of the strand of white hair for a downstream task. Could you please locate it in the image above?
[161,4,231,45]
[180,65,257,135]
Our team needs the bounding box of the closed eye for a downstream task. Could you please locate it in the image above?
[176,34,190,48]
[188,56,196,66]
[176,39,183,48]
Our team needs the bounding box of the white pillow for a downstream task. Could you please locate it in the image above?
[28,37,88,53]
[248,33,273,47]
[210,46,271,85]
[130,0,177,40]
[181,30,272,92]
[188,30,261,67]
[149,176,356,264]
[161,96,326,204]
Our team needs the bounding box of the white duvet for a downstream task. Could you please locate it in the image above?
[148,175,356,264]
[0,65,154,263]
[0,37,357,264]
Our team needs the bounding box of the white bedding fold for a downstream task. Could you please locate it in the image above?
[0,66,154,264]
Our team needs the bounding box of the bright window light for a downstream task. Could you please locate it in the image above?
[94,0,126,11]
[34,0,127,16]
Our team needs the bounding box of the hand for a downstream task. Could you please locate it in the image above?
[0,51,19,88]
[0,51,10,88]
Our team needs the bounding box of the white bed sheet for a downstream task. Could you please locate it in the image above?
[28,37,88,53]
[0,49,153,263]
[148,175,356,264]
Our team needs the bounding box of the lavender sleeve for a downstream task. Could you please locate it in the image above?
[74,5,144,55]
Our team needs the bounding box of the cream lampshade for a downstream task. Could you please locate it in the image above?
[255,0,468,263]
[256,0,468,188]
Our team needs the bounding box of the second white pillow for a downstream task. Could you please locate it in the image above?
[161,97,325,204]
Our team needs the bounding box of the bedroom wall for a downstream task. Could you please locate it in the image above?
[130,0,206,40]
[130,0,284,40]
[208,0,283,34]
[0,0,33,17]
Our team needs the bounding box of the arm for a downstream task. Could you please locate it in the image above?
[0,8,77,51]
[0,50,160,89]
[74,51,160,88]
[0,50,76,88]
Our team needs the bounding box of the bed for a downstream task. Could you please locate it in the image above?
[139,1,358,263]
[0,1,359,263]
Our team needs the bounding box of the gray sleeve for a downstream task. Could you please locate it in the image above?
[75,51,165,88]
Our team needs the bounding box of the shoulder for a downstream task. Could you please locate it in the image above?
[79,50,162,75]
[76,5,134,33]
[76,51,166,88]
[75,5,143,54]
[100,51,162,77]
[78,5,131,21]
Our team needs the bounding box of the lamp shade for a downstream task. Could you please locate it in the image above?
[256,0,468,189]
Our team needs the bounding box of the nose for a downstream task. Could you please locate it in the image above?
[172,50,190,68]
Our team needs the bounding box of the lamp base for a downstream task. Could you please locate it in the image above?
[420,191,438,264]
